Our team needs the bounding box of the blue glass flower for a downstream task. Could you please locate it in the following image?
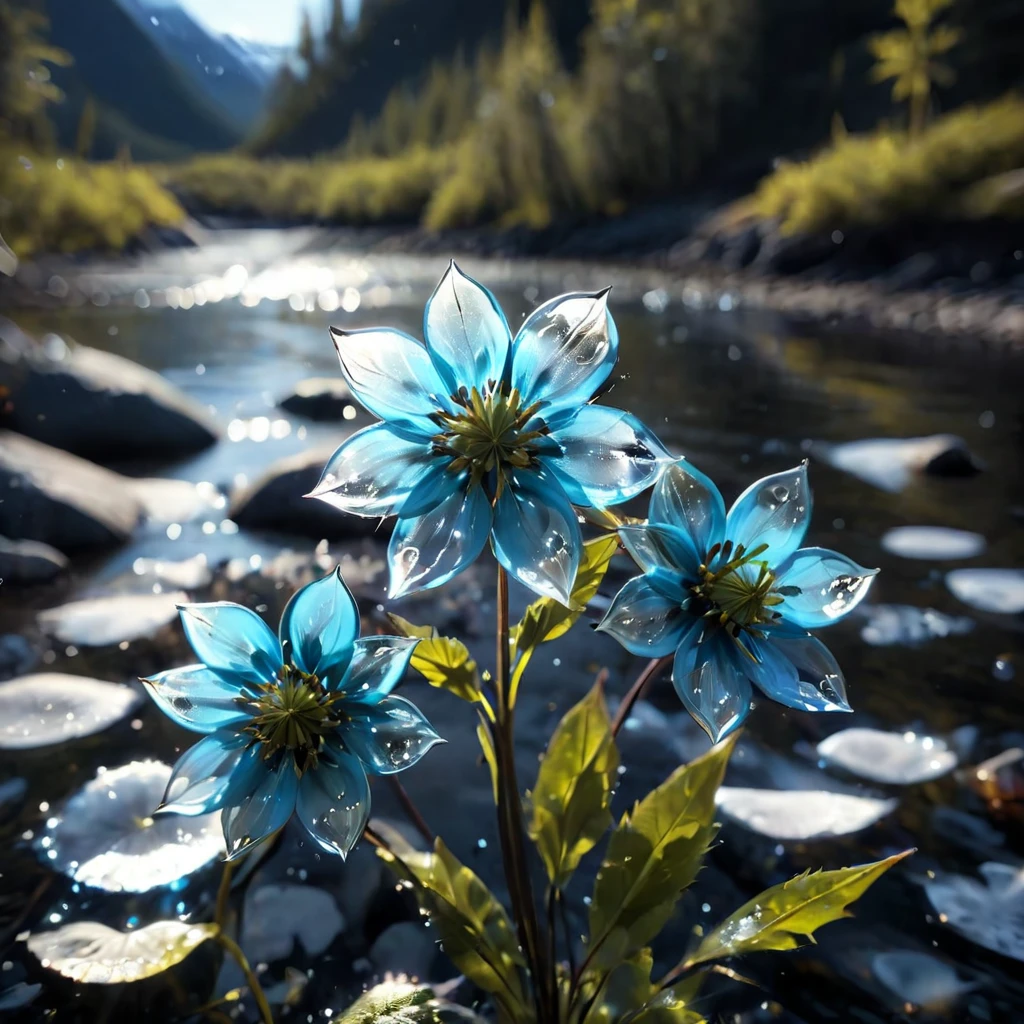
[598,460,878,742]
[143,569,441,860]
[309,262,669,604]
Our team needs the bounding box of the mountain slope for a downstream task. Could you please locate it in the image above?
[116,0,276,132]
[45,0,240,159]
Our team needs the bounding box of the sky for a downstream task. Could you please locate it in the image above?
[160,0,360,44]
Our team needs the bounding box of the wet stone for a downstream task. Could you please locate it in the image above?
[946,568,1024,615]
[0,536,68,584]
[881,525,986,560]
[0,431,143,550]
[278,377,358,421]
[817,727,958,785]
[858,604,974,646]
[0,322,218,460]
[230,444,391,540]
[37,591,186,647]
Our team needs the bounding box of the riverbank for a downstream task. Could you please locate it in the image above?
[2,209,1022,349]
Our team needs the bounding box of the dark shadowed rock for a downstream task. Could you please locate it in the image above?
[0,536,68,584]
[0,320,218,461]
[0,432,143,550]
[229,445,390,540]
[278,377,357,421]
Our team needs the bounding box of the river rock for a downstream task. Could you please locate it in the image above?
[368,922,436,981]
[0,431,143,550]
[229,445,389,540]
[0,536,68,584]
[278,377,357,421]
[0,320,218,460]
[37,591,186,647]
[821,434,983,492]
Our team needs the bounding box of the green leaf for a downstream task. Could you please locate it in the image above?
[528,679,619,888]
[582,948,655,1023]
[386,613,439,641]
[337,980,487,1022]
[377,839,527,1019]
[26,920,218,984]
[582,951,706,1024]
[337,982,433,1022]
[388,614,480,702]
[630,991,706,1024]
[477,717,499,805]
[410,636,482,704]
[685,849,913,967]
[586,735,736,970]
[512,534,619,653]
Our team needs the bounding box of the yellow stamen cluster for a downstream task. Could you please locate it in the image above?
[690,540,795,653]
[432,384,547,500]
[243,665,345,775]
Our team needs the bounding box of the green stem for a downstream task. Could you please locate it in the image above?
[494,565,555,1023]
[214,859,234,930]
[216,933,273,1024]
[386,774,434,845]
[610,655,672,737]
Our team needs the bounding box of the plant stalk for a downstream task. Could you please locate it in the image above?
[610,655,672,737]
[494,565,555,1023]
[216,933,273,1024]
[214,858,234,930]
[386,774,435,845]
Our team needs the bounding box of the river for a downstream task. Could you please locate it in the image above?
[2,230,1023,1022]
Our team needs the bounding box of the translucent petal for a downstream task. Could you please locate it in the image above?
[673,627,752,743]
[398,460,466,518]
[746,635,851,713]
[619,522,700,584]
[492,466,581,605]
[329,326,451,435]
[776,547,878,628]
[307,424,435,518]
[178,603,281,687]
[338,695,443,775]
[544,405,669,508]
[650,459,726,558]
[596,575,689,657]
[725,463,811,563]
[222,756,298,860]
[279,569,358,683]
[423,261,511,392]
[161,735,264,816]
[387,479,492,599]
[296,748,370,858]
[510,290,618,414]
[337,636,419,702]
[143,665,251,735]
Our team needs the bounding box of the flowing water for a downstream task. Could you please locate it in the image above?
[2,230,1024,1022]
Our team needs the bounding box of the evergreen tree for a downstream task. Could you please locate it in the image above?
[0,0,70,146]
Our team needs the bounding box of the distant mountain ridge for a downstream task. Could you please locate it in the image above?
[45,0,242,159]
[115,0,284,132]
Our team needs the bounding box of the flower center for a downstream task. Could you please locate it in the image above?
[431,384,547,499]
[243,665,344,775]
[690,540,796,641]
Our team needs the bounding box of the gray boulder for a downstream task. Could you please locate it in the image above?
[0,320,218,460]
[230,444,389,540]
[278,377,357,421]
[0,431,143,550]
[0,536,68,585]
